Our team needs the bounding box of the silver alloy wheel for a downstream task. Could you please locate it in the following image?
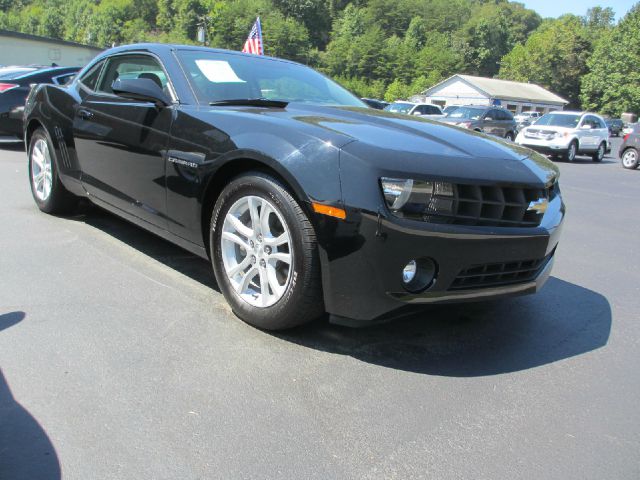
[220,195,293,308]
[567,142,576,161]
[597,143,605,160]
[31,138,52,201]
[622,149,638,168]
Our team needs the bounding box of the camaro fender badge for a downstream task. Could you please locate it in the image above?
[527,198,548,215]
[168,156,198,168]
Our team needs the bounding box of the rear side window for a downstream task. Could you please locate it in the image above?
[423,105,441,115]
[502,110,514,120]
[79,61,104,91]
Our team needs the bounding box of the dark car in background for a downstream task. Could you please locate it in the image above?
[440,105,518,141]
[620,125,639,169]
[361,98,389,110]
[24,43,564,331]
[0,66,79,140]
[606,118,624,137]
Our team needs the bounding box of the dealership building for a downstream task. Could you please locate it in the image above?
[411,74,569,115]
[0,29,102,68]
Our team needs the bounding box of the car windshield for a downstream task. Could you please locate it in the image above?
[176,50,366,107]
[535,113,581,128]
[384,102,414,114]
[0,68,36,80]
[447,107,484,120]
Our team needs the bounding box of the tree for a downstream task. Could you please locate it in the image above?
[499,15,591,107]
[581,4,640,116]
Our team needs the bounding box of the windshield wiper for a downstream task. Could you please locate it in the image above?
[209,98,288,108]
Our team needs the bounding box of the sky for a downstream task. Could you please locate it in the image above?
[521,0,636,20]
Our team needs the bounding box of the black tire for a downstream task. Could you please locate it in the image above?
[210,172,324,330]
[28,128,78,214]
[564,140,578,162]
[505,131,515,142]
[621,148,639,169]
[592,142,606,162]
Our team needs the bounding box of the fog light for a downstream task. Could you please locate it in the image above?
[403,260,417,284]
[401,257,437,293]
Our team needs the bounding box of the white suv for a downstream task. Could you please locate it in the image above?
[516,111,610,162]
[514,111,541,123]
[384,102,445,119]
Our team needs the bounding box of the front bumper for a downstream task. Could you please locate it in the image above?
[516,138,570,155]
[318,193,564,322]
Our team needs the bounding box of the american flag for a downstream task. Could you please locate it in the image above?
[242,17,263,55]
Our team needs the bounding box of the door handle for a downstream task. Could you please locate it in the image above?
[77,109,94,120]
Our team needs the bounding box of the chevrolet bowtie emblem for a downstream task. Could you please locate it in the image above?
[527,198,548,214]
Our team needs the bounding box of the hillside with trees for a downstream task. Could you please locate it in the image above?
[0,0,637,113]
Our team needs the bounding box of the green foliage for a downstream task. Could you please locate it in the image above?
[581,4,640,116]
[498,15,593,107]
[0,0,630,113]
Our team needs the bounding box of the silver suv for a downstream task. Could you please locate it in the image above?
[516,111,610,162]
[440,105,518,141]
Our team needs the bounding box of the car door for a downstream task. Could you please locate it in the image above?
[482,109,501,136]
[578,115,598,150]
[73,53,175,228]
[593,116,609,147]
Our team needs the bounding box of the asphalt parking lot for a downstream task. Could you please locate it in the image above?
[1,137,638,479]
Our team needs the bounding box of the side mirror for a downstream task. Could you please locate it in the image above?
[111,78,171,107]
[580,124,592,130]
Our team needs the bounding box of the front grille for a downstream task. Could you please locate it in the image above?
[424,183,553,228]
[524,128,558,140]
[449,253,553,291]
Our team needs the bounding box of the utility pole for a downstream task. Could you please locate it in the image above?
[197,15,211,46]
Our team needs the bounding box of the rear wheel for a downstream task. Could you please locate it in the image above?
[564,140,577,162]
[28,128,78,214]
[210,172,324,330]
[592,142,605,162]
[621,148,639,169]
[505,131,515,142]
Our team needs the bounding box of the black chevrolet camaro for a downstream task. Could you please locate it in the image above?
[24,44,565,330]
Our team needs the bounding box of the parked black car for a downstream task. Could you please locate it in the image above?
[361,98,389,110]
[606,118,624,136]
[440,105,518,141]
[0,65,79,140]
[620,125,639,169]
[24,44,564,330]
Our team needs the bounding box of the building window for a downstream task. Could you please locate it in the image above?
[506,104,517,114]
[535,107,545,113]
[432,100,445,107]
[521,106,532,112]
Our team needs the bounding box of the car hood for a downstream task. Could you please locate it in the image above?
[199,104,559,185]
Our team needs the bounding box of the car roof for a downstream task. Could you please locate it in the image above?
[0,66,79,80]
[97,43,304,68]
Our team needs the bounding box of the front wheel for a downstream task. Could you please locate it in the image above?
[505,132,515,142]
[621,148,639,169]
[592,142,606,162]
[210,172,324,330]
[564,140,577,162]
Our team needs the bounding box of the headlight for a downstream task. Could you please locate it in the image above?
[380,177,455,220]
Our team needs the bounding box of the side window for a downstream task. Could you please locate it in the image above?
[79,61,104,91]
[486,109,499,120]
[97,54,169,95]
[426,105,441,115]
[584,116,598,128]
[595,117,606,129]
[502,110,514,121]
